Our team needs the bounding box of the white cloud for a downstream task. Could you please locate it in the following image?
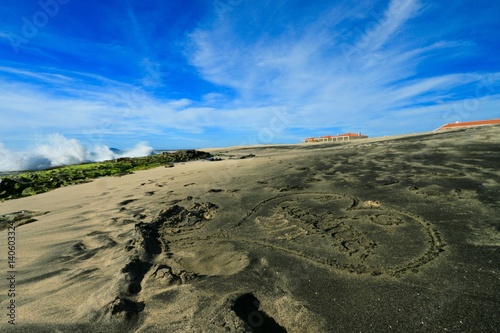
[0,67,293,146]
[356,0,421,53]
[1,0,499,149]
[187,0,500,135]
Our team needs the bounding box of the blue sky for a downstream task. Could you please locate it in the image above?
[0,0,499,150]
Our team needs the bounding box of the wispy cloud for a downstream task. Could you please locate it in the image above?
[0,0,499,150]
[356,0,421,53]
[188,0,500,134]
[0,65,289,146]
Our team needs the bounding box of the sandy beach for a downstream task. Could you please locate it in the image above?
[1,126,499,332]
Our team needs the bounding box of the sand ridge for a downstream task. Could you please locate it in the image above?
[1,126,499,332]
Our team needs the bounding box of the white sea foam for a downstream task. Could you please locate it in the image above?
[0,134,153,172]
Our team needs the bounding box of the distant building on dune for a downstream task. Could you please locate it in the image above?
[435,119,500,131]
[302,132,368,143]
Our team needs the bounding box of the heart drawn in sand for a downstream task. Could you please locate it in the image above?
[234,192,445,276]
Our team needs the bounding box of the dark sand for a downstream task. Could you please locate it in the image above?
[1,126,499,332]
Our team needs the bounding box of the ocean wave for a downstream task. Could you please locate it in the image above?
[0,134,153,172]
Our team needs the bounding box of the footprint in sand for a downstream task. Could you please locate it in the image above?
[118,199,138,206]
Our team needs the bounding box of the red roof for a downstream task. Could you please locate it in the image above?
[439,119,500,130]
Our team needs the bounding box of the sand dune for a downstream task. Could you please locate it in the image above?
[1,126,499,332]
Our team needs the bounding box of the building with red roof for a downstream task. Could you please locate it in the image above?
[303,132,368,143]
[435,119,500,131]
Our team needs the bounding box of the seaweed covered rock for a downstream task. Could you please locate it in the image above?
[0,178,22,198]
[164,150,212,162]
